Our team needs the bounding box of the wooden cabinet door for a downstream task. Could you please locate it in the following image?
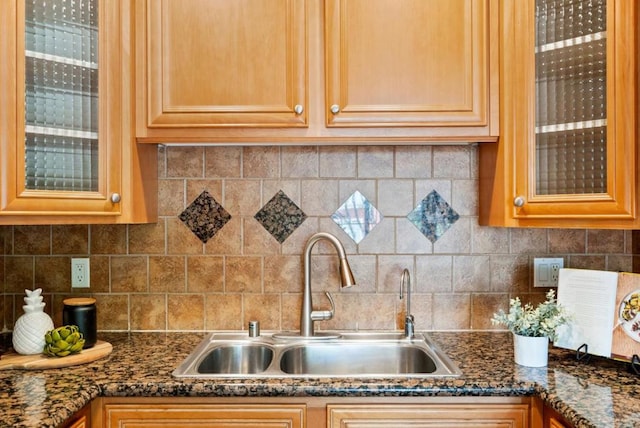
[328,404,530,427]
[140,0,307,129]
[325,0,493,132]
[0,0,156,224]
[479,0,639,228]
[103,403,305,428]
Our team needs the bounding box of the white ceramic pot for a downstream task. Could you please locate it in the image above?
[513,333,549,367]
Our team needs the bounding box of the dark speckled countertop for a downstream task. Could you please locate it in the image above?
[1,331,639,428]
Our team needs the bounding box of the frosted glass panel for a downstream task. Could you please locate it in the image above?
[534,0,607,195]
[24,0,99,192]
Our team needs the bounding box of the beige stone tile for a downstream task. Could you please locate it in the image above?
[224,179,261,216]
[225,256,262,293]
[432,146,472,179]
[129,222,165,255]
[35,256,70,293]
[243,219,281,255]
[90,225,127,255]
[4,256,34,293]
[587,229,625,253]
[130,294,166,330]
[357,146,394,178]
[472,294,509,330]
[158,179,185,217]
[304,254,340,293]
[243,294,281,330]
[490,255,530,293]
[343,255,376,293]
[318,218,358,253]
[150,256,186,293]
[166,146,204,178]
[205,147,242,178]
[510,229,548,254]
[377,179,414,216]
[453,255,491,292]
[205,217,242,255]
[434,217,472,254]
[187,256,224,293]
[338,180,376,204]
[432,294,471,330]
[89,256,110,293]
[402,293,433,331]
[300,179,339,216]
[396,218,433,254]
[281,218,319,255]
[281,146,318,178]
[415,255,453,293]
[262,181,300,206]
[472,225,510,254]
[415,179,452,204]
[157,145,167,178]
[325,293,395,330]
[395,146,431,178]
[319,146,356,178]
[569,255,606,271]
[14,226,50,255]
[358,218,395,254]
[167,217,204,255]
[281,294,302,331]
[96,294,129,330]
[52,225,88,255]
[243,147,280,178]
[167,294,204,330]
[607,255,632,272]
[377,255,414,293]
[452,179,478,216]
[185,179,224,205]
[549,229,586,253]
[264,256,303,293]
[205,294,243,330]
[111,256,148,293]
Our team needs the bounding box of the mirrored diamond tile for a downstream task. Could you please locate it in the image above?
[255,190,307,243]
[179,190,231,243]
[331,190,382,244]
[407,190,459,243]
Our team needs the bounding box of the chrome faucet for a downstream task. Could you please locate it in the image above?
[400,268,415,338]
[300,232,356,337]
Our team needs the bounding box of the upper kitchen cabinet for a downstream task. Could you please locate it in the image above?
[479,0,639,228]
[0,0,157,225]
[135,0,499,144]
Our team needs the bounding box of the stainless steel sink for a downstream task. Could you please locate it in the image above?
[197,344,274,374]
[172,331,461,378]
[279,343,437,375]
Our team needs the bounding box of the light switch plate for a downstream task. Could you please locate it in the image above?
[533,257,564,288]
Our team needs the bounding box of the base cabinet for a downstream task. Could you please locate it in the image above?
[92,397,540,428]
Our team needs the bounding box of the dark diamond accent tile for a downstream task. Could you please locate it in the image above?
[179,190,231,243]
[407,190,459,243]
[255,190,307,243]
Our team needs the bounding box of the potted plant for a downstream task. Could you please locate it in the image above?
[491,290,570,367]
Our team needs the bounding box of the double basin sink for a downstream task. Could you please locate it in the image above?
[173,331,461,378]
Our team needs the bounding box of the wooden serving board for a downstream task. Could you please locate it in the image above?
[0,340,112,370]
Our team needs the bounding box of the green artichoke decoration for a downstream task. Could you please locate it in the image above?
[43,325,85,357]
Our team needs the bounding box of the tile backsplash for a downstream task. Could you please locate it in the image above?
[0,145,634,333]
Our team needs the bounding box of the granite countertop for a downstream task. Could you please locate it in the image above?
[1,331,639,428]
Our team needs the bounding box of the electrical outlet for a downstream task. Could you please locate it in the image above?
[71,258,90,288]
[533,257,564,287]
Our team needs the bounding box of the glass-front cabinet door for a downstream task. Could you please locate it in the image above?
[480,0,638,228]
[0,0,123,219]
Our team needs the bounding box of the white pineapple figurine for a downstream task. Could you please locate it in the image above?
[12,288,54,355]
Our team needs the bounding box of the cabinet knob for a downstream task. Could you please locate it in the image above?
[513,196,525,207]
[294,104,304,115]
[330,104,340,114]
[111,193,121,203]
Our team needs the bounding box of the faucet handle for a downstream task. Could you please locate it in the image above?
[310,292,335,321]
